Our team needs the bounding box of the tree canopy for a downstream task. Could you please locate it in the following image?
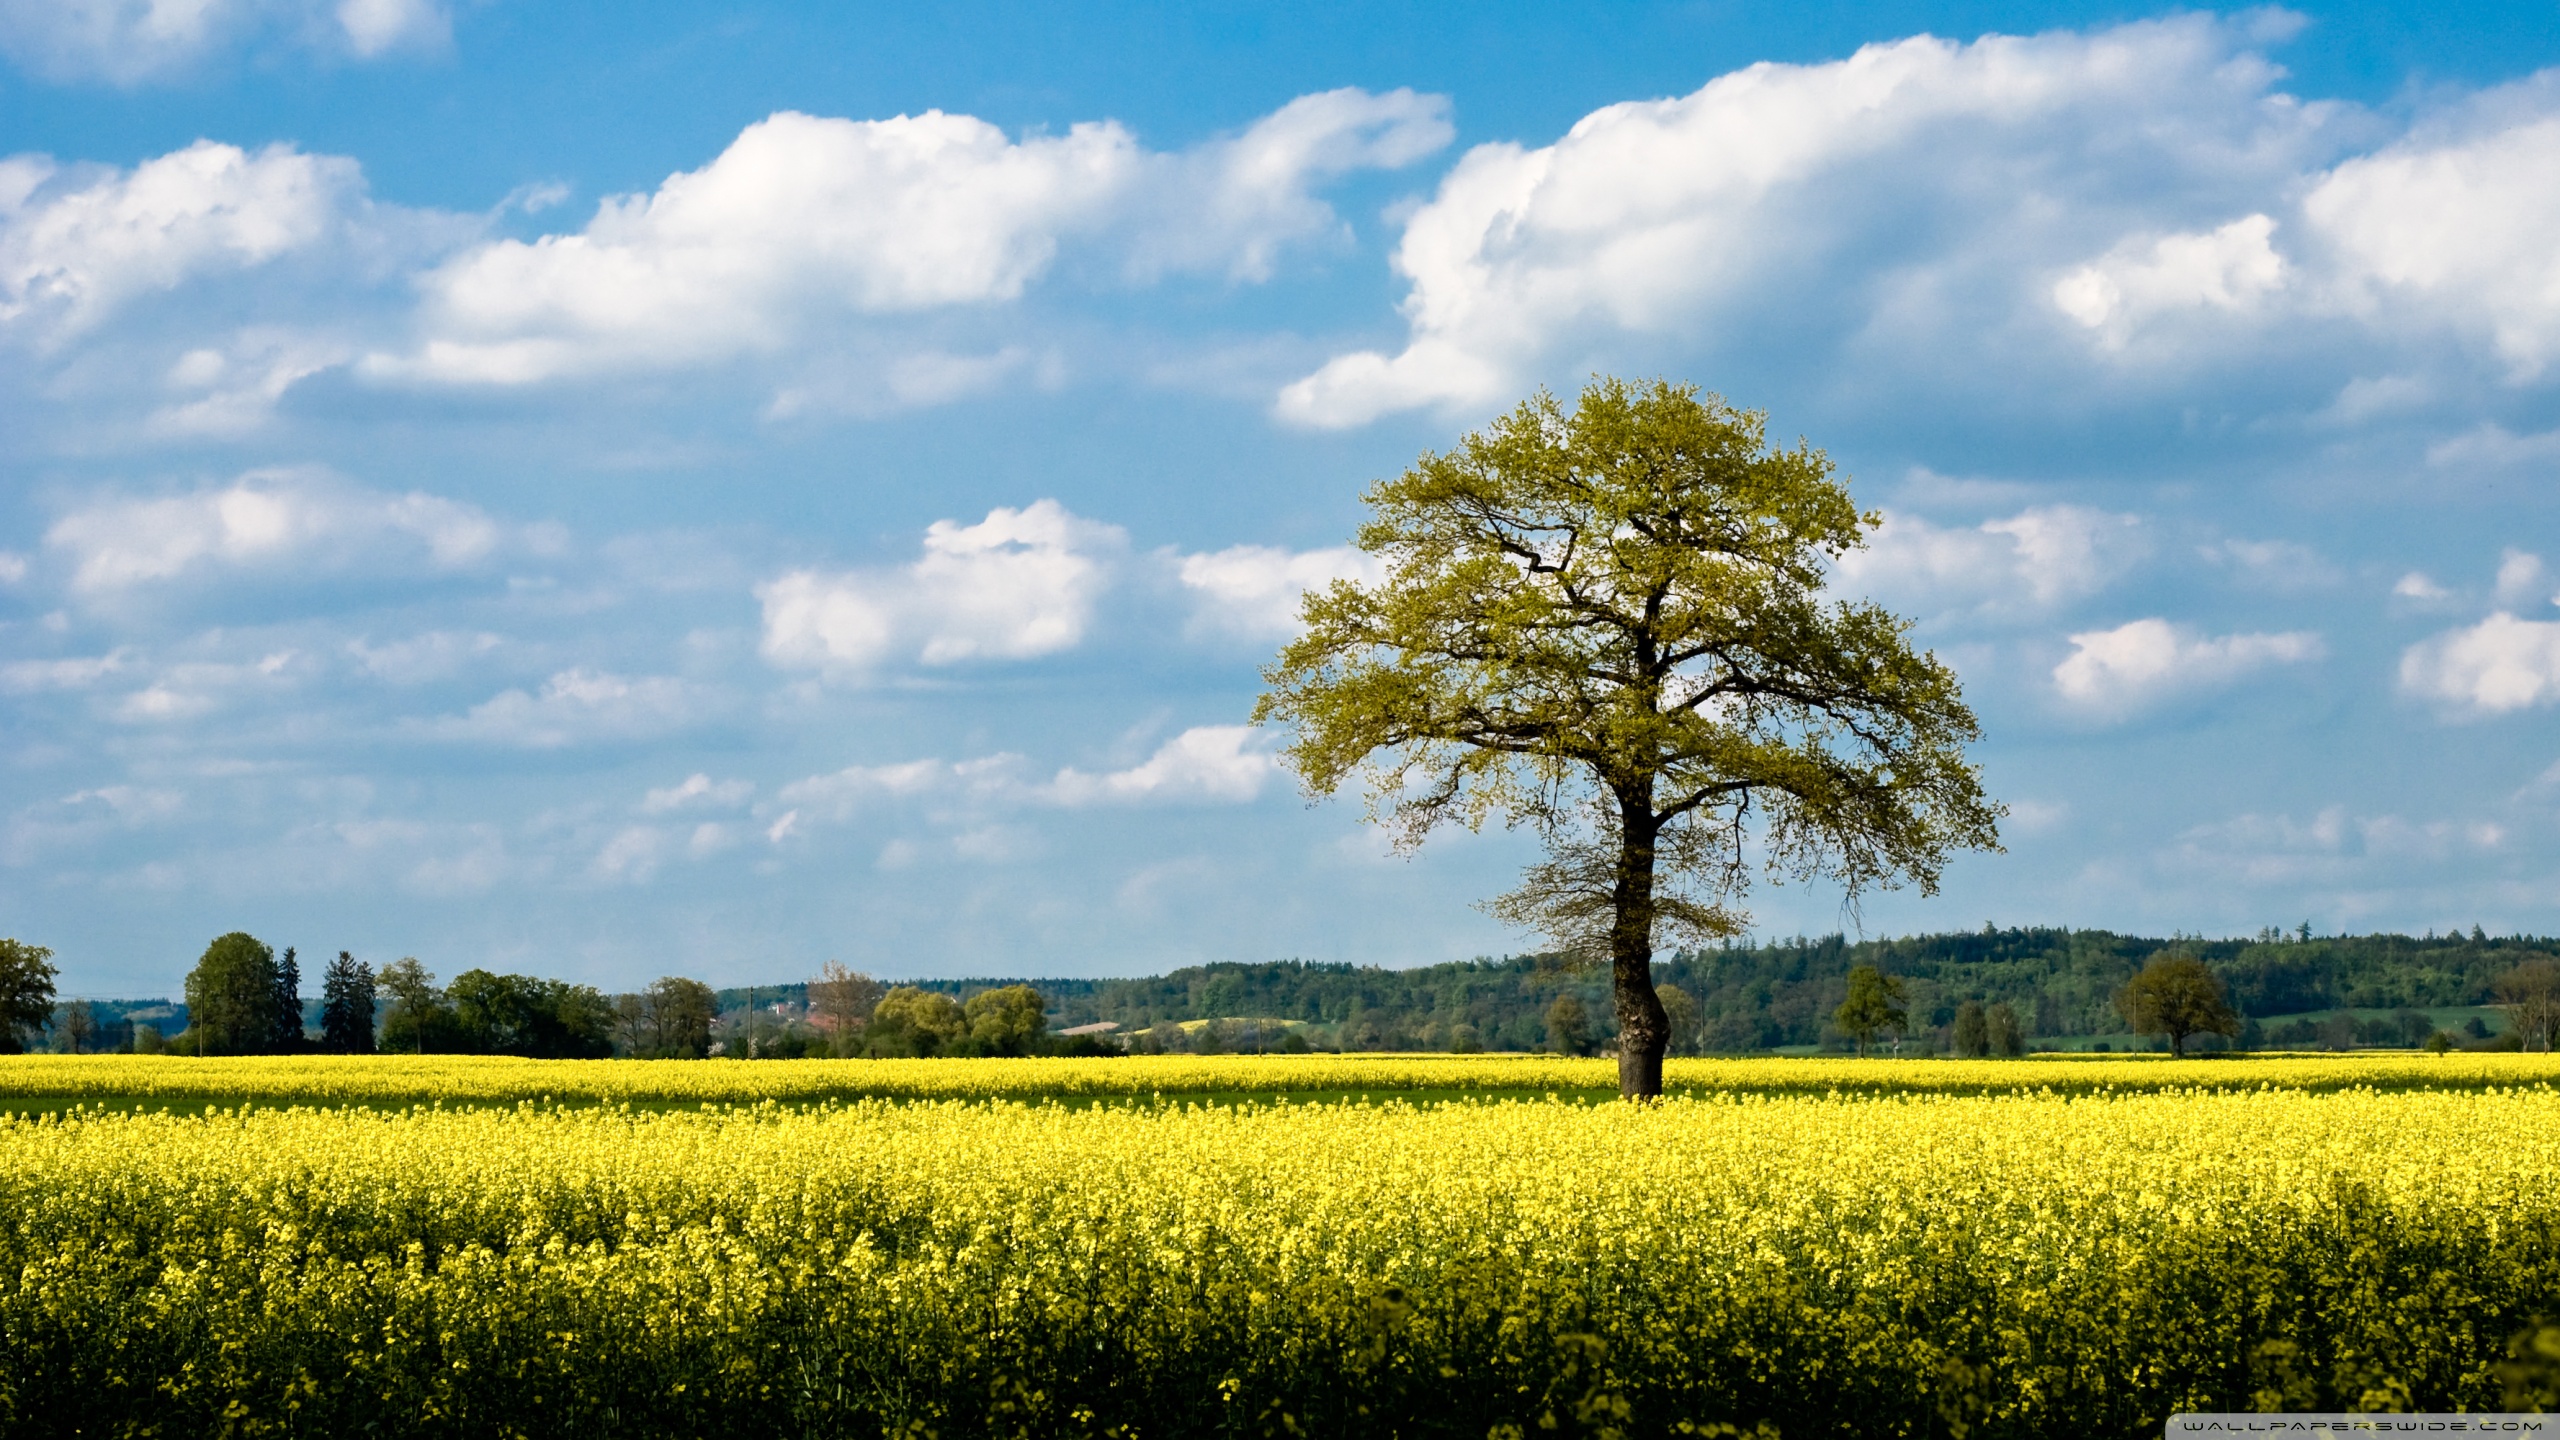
[1833,964,1908,1056]
[319,952,377,1054]
[1257,377,2000,1095]
[181,933,300,1056]
[2116,953,2241,1058]
[0,939,56,1055]
[2495,959,2560,1052]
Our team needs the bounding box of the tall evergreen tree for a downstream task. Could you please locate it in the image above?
[320,952,377,1054]
[272,946,304,1051]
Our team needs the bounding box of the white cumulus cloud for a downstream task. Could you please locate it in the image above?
[0,0,449,84]
[776,726,1276,828]
[1274,15,2323,426]
[1175,543,1383,638]
[2303,81,2560,376]
[1129,87,1452,283]
[2050,213,2286,344]
[2052,617,2323,714]
[46,469,501,594]
[1045,726,1275,806]
[378,90,1450,386]
[1832,505,2144,621]
[759,500,1123,674]
[0,140,364,338]
[2399,613,2560,717]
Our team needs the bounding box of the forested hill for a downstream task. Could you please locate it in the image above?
[863,926,2553,1052]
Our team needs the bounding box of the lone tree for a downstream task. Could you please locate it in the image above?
[1833,963,1908,1057]
[2116,952,2240,1058]
[1257,378,2001,1097]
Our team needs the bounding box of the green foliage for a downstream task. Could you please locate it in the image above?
[272,946,303,1051]
[1545,994,1595,1056]
[864,986,969,1057]
[376,957,458,1053]
[2496,958,2560,1052]
[2118,953,2242,1059]
[1833,964,1907,1056]
[991,926,2558,1055]
[319,951,376,1054]
[0,939,56,1054]
[181,932,298,1056]
[624,976,717,1058]
[1256,377,1999,1094]
[1951,999,1988,1058]
[448,969,616,1059]
[1985,1002,2024,1057]
[1654,983,1701,1056]
[959,984,1047,1057]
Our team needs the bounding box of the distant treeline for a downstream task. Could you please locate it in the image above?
[872,925,2556,1054]
[10,925,2555,1057]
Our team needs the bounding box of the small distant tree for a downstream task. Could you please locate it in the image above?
[1985,1001,2025,1057]
[133,1023,164,1055]
[1951,999,1989,1058]
[641,976,717,1058]
[867,987,967,1057]
[1833,964,1907,1057]
[450,970,615,1058]
[1544,994,1595,1056]
[376,958,455,1054]
[270,947,305,1050]
[2495,958,2560,1053]
[961,985,1047,1057]
[2116,953,2240,1059]
[320,952,377,1054]
[184,933,283,1056]
[1655,983,1701,1056]
[61,1000,98,1055]
[807,961,885,1053]
[0,939,58,1054]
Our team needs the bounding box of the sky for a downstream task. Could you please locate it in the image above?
[6,0,2560,996]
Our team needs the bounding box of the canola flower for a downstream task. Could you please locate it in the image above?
[1,1080,2555,1437]
[1,1049,2555,1108]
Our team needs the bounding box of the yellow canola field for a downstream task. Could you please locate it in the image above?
[2,1083,2556,1437]
[1,1048,2554,1106]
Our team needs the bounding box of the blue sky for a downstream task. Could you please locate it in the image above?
[6,0,2560,995]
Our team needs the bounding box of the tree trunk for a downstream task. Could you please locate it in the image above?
[1611,792,1669,1100]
